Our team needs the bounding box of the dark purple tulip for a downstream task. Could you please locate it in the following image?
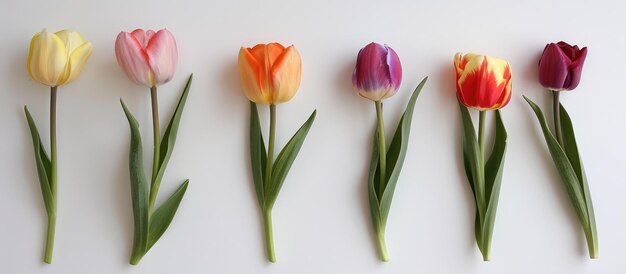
[538,41,587,91]
[352,42,402,101]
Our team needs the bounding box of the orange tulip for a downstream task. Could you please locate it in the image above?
[238,43,302,104]
[454,53,512,110]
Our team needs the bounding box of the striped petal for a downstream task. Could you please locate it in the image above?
[271,45,301,103]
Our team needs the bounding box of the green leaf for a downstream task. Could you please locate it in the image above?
[481,110,508,258]
[250,102,267,208]
[378,77,427,225]
[153,75,193,195]
[147,180,189,251]
[559,104,598,257]
[264,110,317,209]
[523,96,590,232]
[367,131,382,233]
[24,106,54,217]
[458,102,486,221]
[121,100,149,263]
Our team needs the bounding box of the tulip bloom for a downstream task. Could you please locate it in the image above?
[25,28,91,264]
[27,29,92,87]
[238,43,302,104]
[352,42,402,101]
[115,29,178,87]
[454,53,512,110]
[538,41,587,91]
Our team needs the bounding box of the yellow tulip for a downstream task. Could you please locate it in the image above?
[27,29,92,87]
[238,43,301,104]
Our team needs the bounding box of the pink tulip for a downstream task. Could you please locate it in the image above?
[115,29,178,87]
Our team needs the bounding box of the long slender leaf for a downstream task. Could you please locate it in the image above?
[379,77,427,225]
[265,110,317,209]
[250,102,267,208]
[458,102,485,223]
[153,75,193,193]
[523,96,590,230]
[367,130,382,233]
[24,106,54,217]
[121,100,149,261]
[147,180,189,251]
[559,104,598,255]
[481,110,508,258]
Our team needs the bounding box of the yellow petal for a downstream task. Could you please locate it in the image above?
[271,45,301,103]
[58,41,93,85]
[27,30,68,87]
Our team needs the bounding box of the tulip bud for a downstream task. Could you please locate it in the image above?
[538,41,587,91]
[454,53,512,110]
[352,42,402,101]
[115,29,178,88]
[27,29,92,87]
[238,43,302,104]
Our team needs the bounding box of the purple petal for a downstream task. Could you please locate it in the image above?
[563,47,587,90]
[538,43,571,90]
[385,45,402,93]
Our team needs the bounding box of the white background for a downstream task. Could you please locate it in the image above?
[1,0,625,273]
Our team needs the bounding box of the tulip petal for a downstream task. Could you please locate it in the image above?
[131,29,156,48]
[115,32,152,86]
[54,30,87,55]
[146,29,178,86]
[60,41,93,85]
[353,42,393,101]
[563,47,587,90]
[238,47,269,103]
[383,45,402,99]
[27,30,68,87]
[271,45,301,103]
[456,54,511,110]
[539,44,571,90]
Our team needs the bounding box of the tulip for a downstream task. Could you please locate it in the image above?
[538,41,587,91]
[352,42,402,101]
[238,43,302,104]
[454,53,512,110]
[27,29,92,87]
[25,28,91,264]
[115,29,178,88]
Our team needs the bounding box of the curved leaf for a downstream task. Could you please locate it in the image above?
[481,110,508,258]
[523,96,590,230]
[368,130,382,232]
[147,180,189,251]
[458,102,485,222]
[265,110,317,209]
[250,102,267,208]
[121,100,149,262]
[559,104,598,256]
[153,75,193,196]
[24,106,54,217]
[378,77,427,225]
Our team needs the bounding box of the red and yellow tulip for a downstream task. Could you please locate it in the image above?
[454,53,512,110]
[238,43,301,104]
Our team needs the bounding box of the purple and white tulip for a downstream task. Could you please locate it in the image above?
[352,42,402,101]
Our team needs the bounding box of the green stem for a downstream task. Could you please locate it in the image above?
[552,90,564,147]
[263,209,276,262]
[477,110,486,206]
[44,86,58,264]
[263,104,277,262]
[375,101,387,198]
[148,86,160,213]
[376,230,390,262]
[264,104,276,191]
